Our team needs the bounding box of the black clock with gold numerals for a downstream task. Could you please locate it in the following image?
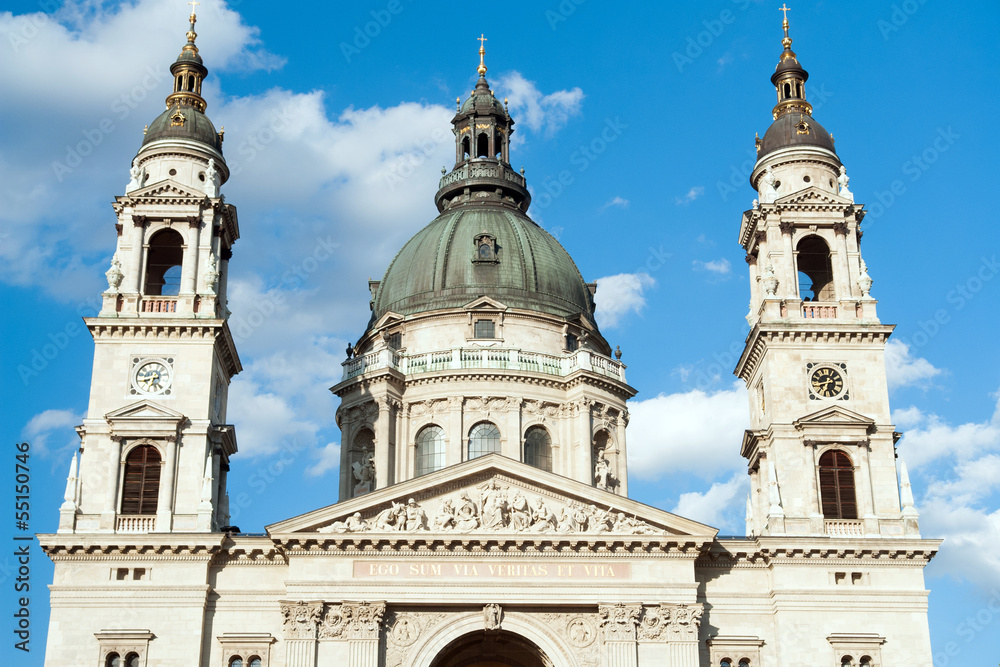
[809,366,844,398]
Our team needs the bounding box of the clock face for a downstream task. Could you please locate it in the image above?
[134,359,172,395]
[810,367,844,398]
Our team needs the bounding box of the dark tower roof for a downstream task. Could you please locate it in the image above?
[756,9,838,161]
[142,9,224,152]
[367,38,599,334]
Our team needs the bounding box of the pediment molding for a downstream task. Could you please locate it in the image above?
[463,296,508,311]
[775,186,853,207]
[794,406,876,441]
[105,400,186,440]
[125,179,208,201]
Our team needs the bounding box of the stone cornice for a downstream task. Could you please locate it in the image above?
[734,324,894,382]
[696,537,941,569]
[38,533,226,560]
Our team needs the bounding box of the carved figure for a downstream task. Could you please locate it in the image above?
[838,165,854,202]
[455,491,480,531]
[483,603,502,631]
[507,489,530,531]
[431,498,456,530]
[594,448,612,490]
[529,496,557,532]
[126,158,145,192]
[857,259,873,298]
[202,254,219,294]
[319,511,370,534]
[353,453,375,496]
[374,502,405,531]
[480,479,507,530]
[205,158,221,197]
[588,505,613,533]
[404,498,427,531]
[762,264,779,296]
[761,166,778,203]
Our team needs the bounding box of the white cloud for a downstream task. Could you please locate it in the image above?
[693,258,732,275]
[627,381,749,479]
[896,397,1000,470]
[600,196,629,211]
[21,408,82,457]
[672,471,748,531]
[884,339,942,391]
[309,442,342,478]
[496,71,583,136]
[675,186,704,205]
[593,273,655,328]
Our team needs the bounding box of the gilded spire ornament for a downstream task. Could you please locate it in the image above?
[477,34,488,76]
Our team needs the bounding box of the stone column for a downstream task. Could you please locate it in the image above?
[101,436,124,531]
[833,222,852,301]
[180,217,201,296]
[598,603,640,667]
[577,399,593,486]
[344,601,385,667]
[280,601,323,667]
[448,397,464,465]
[127,216,146,294]
[778,221,796,299]
[374,400,391,492]
[156,436,177,531]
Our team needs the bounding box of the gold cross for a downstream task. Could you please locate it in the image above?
[478,34,487,50]
[779,3,791,20]
[188,0,200,13]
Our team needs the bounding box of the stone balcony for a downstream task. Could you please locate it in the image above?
[341,346,627,384]
[755,297,879,324]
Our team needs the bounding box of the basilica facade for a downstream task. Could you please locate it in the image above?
[40,10,939,667]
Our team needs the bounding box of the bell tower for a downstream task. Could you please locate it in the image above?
[58,8,241,535]
[734,12,918,539]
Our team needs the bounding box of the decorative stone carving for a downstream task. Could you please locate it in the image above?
[483,603,502,631]
[838,165,854,202]
[352,451,375,496]
[760,166,778,203]
[318,603,350,639]
[205,158,221,197]
[594,448,613,490]
[566,616,597,648]
[279,601,323,640]
[202,253,219,294]
[342,601,385,640]
[598,603,641,642]
[858,259,873,298]
[389,616,419,647]
[314,479,666,536]
[762,264,779,296]
[126,158,145,192]
[384,612,447,667]
[105,252,123,292]
[638,603,703,641]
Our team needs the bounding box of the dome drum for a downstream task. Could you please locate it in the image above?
[435,159,530,213]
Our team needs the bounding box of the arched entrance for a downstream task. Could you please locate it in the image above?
[430,630,551,667]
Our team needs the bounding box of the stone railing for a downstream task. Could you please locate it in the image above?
[438,161,526,190]
[802,303,838,319]
[342,347,625,383]
[140,296,178,314]
[117,515,156,533]
[824,519,864,537]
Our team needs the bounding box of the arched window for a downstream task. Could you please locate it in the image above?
[121,445,161,515]
[415,425,445,477]
[476,133,489,158]
[720,660,732,667]
[144,229,184,296]
[229,657,244,667]
[859,656,873,667]
[841,656,854,667]
[125,654,140,667]
[592,430,611,468]
[248,657,262,667]
[524,426,552,472]
[739,660,751,667]
[106,653,121,667]
[352,428,374,465]
[783,82,791,99]
[819,450,858,519]
[462,136,470,160]
[468,422,500,459]
[796,235,835,301]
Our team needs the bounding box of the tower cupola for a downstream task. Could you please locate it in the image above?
[435,36,530,213]
[165,9,208,113]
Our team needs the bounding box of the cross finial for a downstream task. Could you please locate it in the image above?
[779,3,790,21]
[477,34,488,76]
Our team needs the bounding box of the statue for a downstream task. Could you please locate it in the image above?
[857,259,873,298]
[480,479,507,530]
[483,603,502,631]
[352,452,375,496]
[760,166,778,203]
[837,165,854,202]
[319,511,369,534]
[202,254,219,294]
[404,498,427,531]
[126,158,144,192]
[346,342,354,359]
[594,448,612,490]
[373,502,405,531]
[104,252,123,292]
[507,488,530,531]
[205,158,221,197]
[529,496,556,532]
[454,490,480,531]
[431,498,456,530]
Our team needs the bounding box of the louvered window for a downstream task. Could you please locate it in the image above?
[819,450,857,519]
[120,445,161,515]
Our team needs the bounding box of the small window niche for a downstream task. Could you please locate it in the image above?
[473,319,496,339]
[472,233,500,264]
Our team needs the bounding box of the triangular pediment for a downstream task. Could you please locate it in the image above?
[795,405,875,427]
[372,311,404,329]
[125,179,208,201]
[777,186,852,206]
[105,400,186,420]
[268,454,717,541]
[464,296,508,311]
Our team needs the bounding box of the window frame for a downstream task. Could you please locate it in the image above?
[415,425,446,477]
[467,421,501,460]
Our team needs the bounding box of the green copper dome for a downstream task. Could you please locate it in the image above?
[142,105,222,151]
[371,207,596,326]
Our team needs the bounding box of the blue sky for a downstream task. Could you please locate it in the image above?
[2,0,998,663]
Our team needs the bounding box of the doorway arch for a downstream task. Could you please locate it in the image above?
[430,630,549,667]
[409,612,575,667]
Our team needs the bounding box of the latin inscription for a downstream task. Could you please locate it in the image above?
[353,560,629,580]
